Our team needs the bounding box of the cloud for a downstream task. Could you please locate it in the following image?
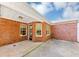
[68,2,77,7]
[29,2,79,20]
[53,2,67,10]
[63,7,73,18]
[63,2,79,19]
[74,11,79,18]
[30,2,54,15]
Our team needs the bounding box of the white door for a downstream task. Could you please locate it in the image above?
[77,23,79,42]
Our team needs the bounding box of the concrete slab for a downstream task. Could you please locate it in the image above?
[25,39,79,57]
[0,40,43,57]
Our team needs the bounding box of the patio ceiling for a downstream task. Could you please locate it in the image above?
[0,2,47,23]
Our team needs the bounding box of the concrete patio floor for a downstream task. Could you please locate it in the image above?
[0,39,79,57]
[0,40,43,57]
[25,39,79,57]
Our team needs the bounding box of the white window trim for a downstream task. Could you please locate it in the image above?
[20,24,27,36]
[35,23,42,37]
[46,25,51,36]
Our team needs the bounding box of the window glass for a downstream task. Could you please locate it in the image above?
[20,24,27,36]
[35,23,42,37]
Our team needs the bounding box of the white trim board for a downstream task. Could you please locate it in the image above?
[77,23,79,42]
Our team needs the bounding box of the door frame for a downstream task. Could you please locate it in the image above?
[77,23,79,42]
[28,24,33,40]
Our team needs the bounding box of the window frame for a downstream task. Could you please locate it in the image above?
[35,23,42,37]
[20,24,27,36]
[46,24,51,36]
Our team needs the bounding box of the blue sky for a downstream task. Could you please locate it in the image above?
[28,2,79,21]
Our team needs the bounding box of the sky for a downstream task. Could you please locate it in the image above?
[28,2,79,21]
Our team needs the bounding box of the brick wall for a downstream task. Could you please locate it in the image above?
[32,22,51,42]
[0,18,27,46]
[51,20,77,42]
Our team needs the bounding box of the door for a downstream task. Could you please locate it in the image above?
[77,23,79,42]
[28,25,32,40]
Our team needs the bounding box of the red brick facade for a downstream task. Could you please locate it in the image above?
[51,20,77,42]
[29,22,51,42]
[0,17,77,46]
[0,18,27,46]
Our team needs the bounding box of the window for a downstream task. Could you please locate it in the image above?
[46,25,50,35]
[20,24,27,36]
[29,25,32,35]
[35,23,42,37]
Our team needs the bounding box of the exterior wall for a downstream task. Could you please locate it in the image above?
[32,22,45,42]
[42,22,51,41]
[32,22,51,42]
[0,18,27,46]
[0,3,51,45]
[51,20,77,42]
[0,5,29,46]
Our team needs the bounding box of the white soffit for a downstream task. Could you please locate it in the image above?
[51,19,77,24]
[0,2,45,22]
